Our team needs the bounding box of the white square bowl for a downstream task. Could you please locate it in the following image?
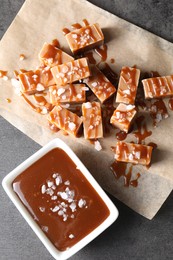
[2,138,118,260]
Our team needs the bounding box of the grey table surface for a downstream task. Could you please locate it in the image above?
[0,0,173,259]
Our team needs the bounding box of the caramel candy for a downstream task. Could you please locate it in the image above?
[39,42,74,67]
[142,75,173,99]
[19,68,55,95]
[48,105,82,136]
[116,67,140,104]
[82,102,103,139]
[110,104,136,133]
[83,65,116,103]
[49,84,86,104]
[114,141,153,165]
[51,58,90,86]
[65,23,104,55]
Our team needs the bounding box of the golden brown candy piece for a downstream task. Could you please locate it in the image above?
[48,105,82,136]
[65,23,104,55]
[49,84,86,104]
[51,58,90,87]
[82,102,103,139]
[83,65,116,103]
[39,42,74,67]
[114,141,153,165]
[18,68,55,95]
[110,104,136,133]
[116,67,140,105]
[142,75,173,99]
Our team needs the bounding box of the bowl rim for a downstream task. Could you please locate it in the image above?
[2,138,119,260]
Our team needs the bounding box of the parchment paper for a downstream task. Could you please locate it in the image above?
[0,0,173,219]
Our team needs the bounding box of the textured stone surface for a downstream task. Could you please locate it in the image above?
[0,0,173,260]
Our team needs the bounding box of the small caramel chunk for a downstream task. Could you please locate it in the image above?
[116,67,140,104]
[39,42,74,67]
[110,104,136,133]
[51,58,90,86]
[142,75,173,99]
[115,141,153,165]
[49,84,86,104]
[82,102,103,139]
[65,23,104,55]
[48,105,82,136]
[19,68,55,95]
[83,65,116,103]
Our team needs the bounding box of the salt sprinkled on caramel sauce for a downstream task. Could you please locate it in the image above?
[13,148,110,251]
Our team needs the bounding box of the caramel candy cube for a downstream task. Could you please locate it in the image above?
[39,42,74,67]
[115,141,153,165]
[65,23,104,55]
[142,75,173,99]
[49,84,86,104]
[19,68,55,95]
[116,67,140,104]
[83,65,116,103]
[51,58,90,86]
[82,102,103,139]
[110,104,136,133]
[48,105,82,136]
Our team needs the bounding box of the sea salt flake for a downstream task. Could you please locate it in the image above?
[39,207,45,212]
[46,188,54,196]
[128,153,134,161]
[60,192,68,200]
[47,180,54,188]
[41,107,48,114]
[63,214,68,221]
[51,195,58,200]
[78,199,86,208]
[94,140,102,151]
[58,210,64,216]
[61,94,67,100]
[62,65,69,73]
[91,82,97,87]
[36,83,45,91]
[68,122,76,131]
[76,93,82,99]
[82,86,89,91]
[42,226,48,232]
[41,184,46,194]
[84,102,92,109]
[69,202,76,212]
[51,205,59,212]
[72,34,78,39]
[69,234,75,239]
[123,89,130,95]
[135,151,141,159]
[55,175,62,186]
[57,88,66,96]
[64,180,70,185]
[3,76,8,81]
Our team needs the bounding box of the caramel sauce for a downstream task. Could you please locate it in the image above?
[34,95,47,106]
[71,23,82,30]
[52,39,60,48]
[21,93,41,113]
[168,98,173,110]
[84,51,96,64]
[149,99,168,126]
[5,98,11,103]
[130,173,141,187]
[94,44,107,62]
[110,58,115,64]
[133,115,152,144]
[13,148,110,251]
[62,28,70,35]
[13,70,19,79]
[147,142,157,149]
[116,131,127,141]
[102,97,115,135]
[82,19,89,26]
[110,161,140,187]
[100,63,118,86]
[0,70,8,78]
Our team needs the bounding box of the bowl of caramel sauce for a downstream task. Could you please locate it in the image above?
[2,138,118,260]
